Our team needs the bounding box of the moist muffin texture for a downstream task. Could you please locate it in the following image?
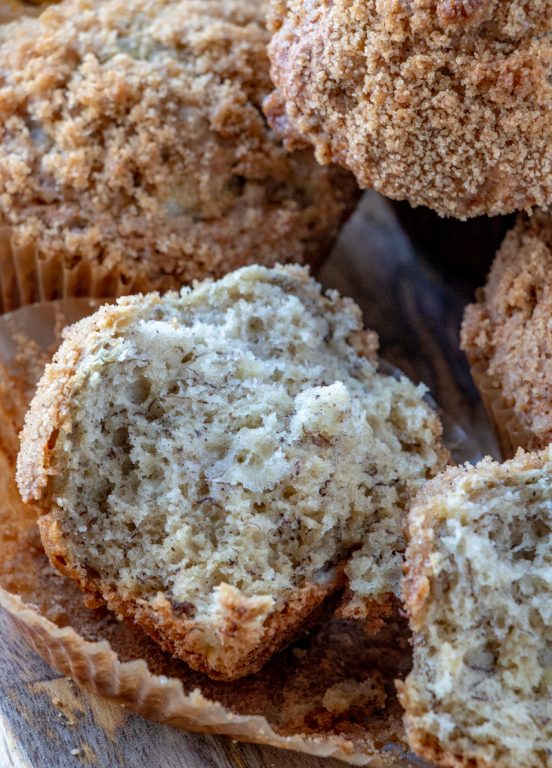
[462,211,552,450]
[17,265,446,680]
[400,450,552,768]
[0,0,357,298]
[267,0,552,219]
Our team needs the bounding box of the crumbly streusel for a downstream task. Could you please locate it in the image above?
[461,210,552,447]
[0,0,357,296]
[267,0,552,218]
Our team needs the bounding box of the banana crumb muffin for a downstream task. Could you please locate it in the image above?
[462,211,552,452]
[0,0,357,302]
[400,450,552,768]
[267,0,552,219]
[17,265,446,680]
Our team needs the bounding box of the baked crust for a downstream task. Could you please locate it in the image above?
[461,210,552,452]
[267,0,552,218]
[0,0,358,296]
[38,512,343,680]
[0,0,56,26]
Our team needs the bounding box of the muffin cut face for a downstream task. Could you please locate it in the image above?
[17,265,446,679]
[401,451,552,768]
[462,211,552,453]
[0,0,357,299]
[267,0,552,218]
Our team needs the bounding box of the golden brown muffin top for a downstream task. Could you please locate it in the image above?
[267,0,552,219]
[0,0,356,294]
[462,211,552,447]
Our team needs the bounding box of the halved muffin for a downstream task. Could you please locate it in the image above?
[401,450,552,768]
[17,265,446,679]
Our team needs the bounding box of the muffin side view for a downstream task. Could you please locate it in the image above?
[461,211,552,456]
[266,0,552,219]
[400,451,552,768]
[17,265,447,680]
[0,0,357,311]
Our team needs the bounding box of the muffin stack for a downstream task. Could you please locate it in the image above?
[1,1,551,766]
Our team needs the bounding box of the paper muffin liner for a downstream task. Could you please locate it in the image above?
[0,299,480,765]
[4,590,421,766]
[467,358,538,460]
[0,227,160,314]
[0,225,335,316]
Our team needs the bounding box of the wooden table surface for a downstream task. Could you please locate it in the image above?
[0,192,499,768]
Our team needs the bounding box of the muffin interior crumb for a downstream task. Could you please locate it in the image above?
[404,457,552,768]
[46,266,443,620]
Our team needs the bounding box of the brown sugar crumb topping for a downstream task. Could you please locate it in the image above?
[267,0,552,218]
[0,0,357,293]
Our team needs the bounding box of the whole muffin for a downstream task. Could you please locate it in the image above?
[267,0,552,219]
[461,210,552,455]
[0,0,357,308]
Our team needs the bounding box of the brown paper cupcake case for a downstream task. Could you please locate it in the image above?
[0,299,464,766]
[467,358,538,460]
[1,591,370,764]
[0,227,159,314]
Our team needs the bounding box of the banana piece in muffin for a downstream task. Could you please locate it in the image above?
[0,0,357,301]
[401,450,552,768]
[267,0,552,219]
[17,265,447,680]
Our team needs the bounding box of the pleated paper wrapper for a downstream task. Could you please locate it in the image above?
[0,227,169,314]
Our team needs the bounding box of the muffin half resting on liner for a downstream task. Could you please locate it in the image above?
[266,0,552,219]
[462,211,552,457]
[400,452,552,768]
[16,265,448,680]
[0,0,358,312]
[0,298,456,765]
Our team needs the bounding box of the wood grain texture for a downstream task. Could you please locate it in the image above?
[0,191,498,767]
